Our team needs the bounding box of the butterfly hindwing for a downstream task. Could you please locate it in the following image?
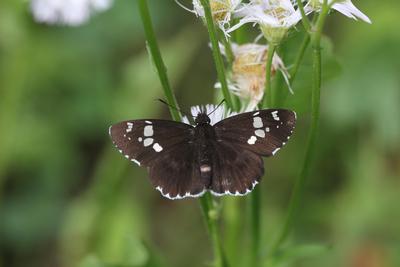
[148,144,209,199]
[211,140,263,196]
[214,109,296,157]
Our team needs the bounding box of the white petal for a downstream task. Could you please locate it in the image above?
[331,0,371,24]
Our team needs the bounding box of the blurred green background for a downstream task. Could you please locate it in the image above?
[0,1,399,267]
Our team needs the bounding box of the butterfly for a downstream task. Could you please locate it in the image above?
[109,106,296,200]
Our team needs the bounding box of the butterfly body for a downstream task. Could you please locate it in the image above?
[109,108,296,199]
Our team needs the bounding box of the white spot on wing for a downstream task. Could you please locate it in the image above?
[126,122,134,133]
[143,138,154,147]
[271,111,280,121]
[253,111,260,116]
[131,159,140,166]
[145,120,152,124]
[247,136,257,145]
[153,143,163,152]
[255,129,265,138]
[200,164,211,173]
[138,137,143,142]
[265,127,270,132]
[144,125,154,137]
[253,116,263,128]
[272,148,280,155]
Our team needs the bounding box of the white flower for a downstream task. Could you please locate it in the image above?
[305,0,371,23]
[229,0,307,44]
[176,0,242,36]
[30,0,113,26]
[182,104,237,125]
[219,43,291,111]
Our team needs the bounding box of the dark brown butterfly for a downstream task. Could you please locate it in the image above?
[109,107,296,199]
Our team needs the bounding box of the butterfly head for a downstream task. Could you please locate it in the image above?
[194,113,211,125]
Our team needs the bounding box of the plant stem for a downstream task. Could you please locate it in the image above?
[252,41,277,267]
[199,0,235,110]
[296,0,311,31]
[289,33,310,84]
[262,44,276,108]
[219,30,235,66]
[200,193,228,267]
[250,186,261,267]
[269,1,330,256]
[137,0,181,121]
[232,18,246,44]
[138,2,225,266]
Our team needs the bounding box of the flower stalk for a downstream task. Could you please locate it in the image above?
[262,44,277,107]
[138,2,227,267]
[269,0,330,256]
[200,193,229,267]
[137,0,181,121]
[296,0,311,31]
[199,0,235,110]
[250,186,261,267]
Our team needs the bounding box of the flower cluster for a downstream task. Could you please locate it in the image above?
[175,0,370,109]
[220,43,291,111]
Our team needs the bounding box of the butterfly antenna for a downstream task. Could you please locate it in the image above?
[207,99,226,116]
[157,99,193,119]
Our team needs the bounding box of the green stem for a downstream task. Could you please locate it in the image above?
[137,0,181,121]
[200,193,228,267]
[199,0,235,110]
[253,41,277,267]
[138,2,225,266]
[232,18,246,44]
[282,16,318,105]
[289,33,310,84]
[250,186,261,267]
[219,29,235,66]
[296,0,311,31]
[262,44,277,108]
[269,1,330,256]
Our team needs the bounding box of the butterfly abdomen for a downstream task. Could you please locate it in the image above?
[193,123,217,184]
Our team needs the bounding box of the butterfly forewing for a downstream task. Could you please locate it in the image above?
[109,119,193,166]
[214,109,296,157]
